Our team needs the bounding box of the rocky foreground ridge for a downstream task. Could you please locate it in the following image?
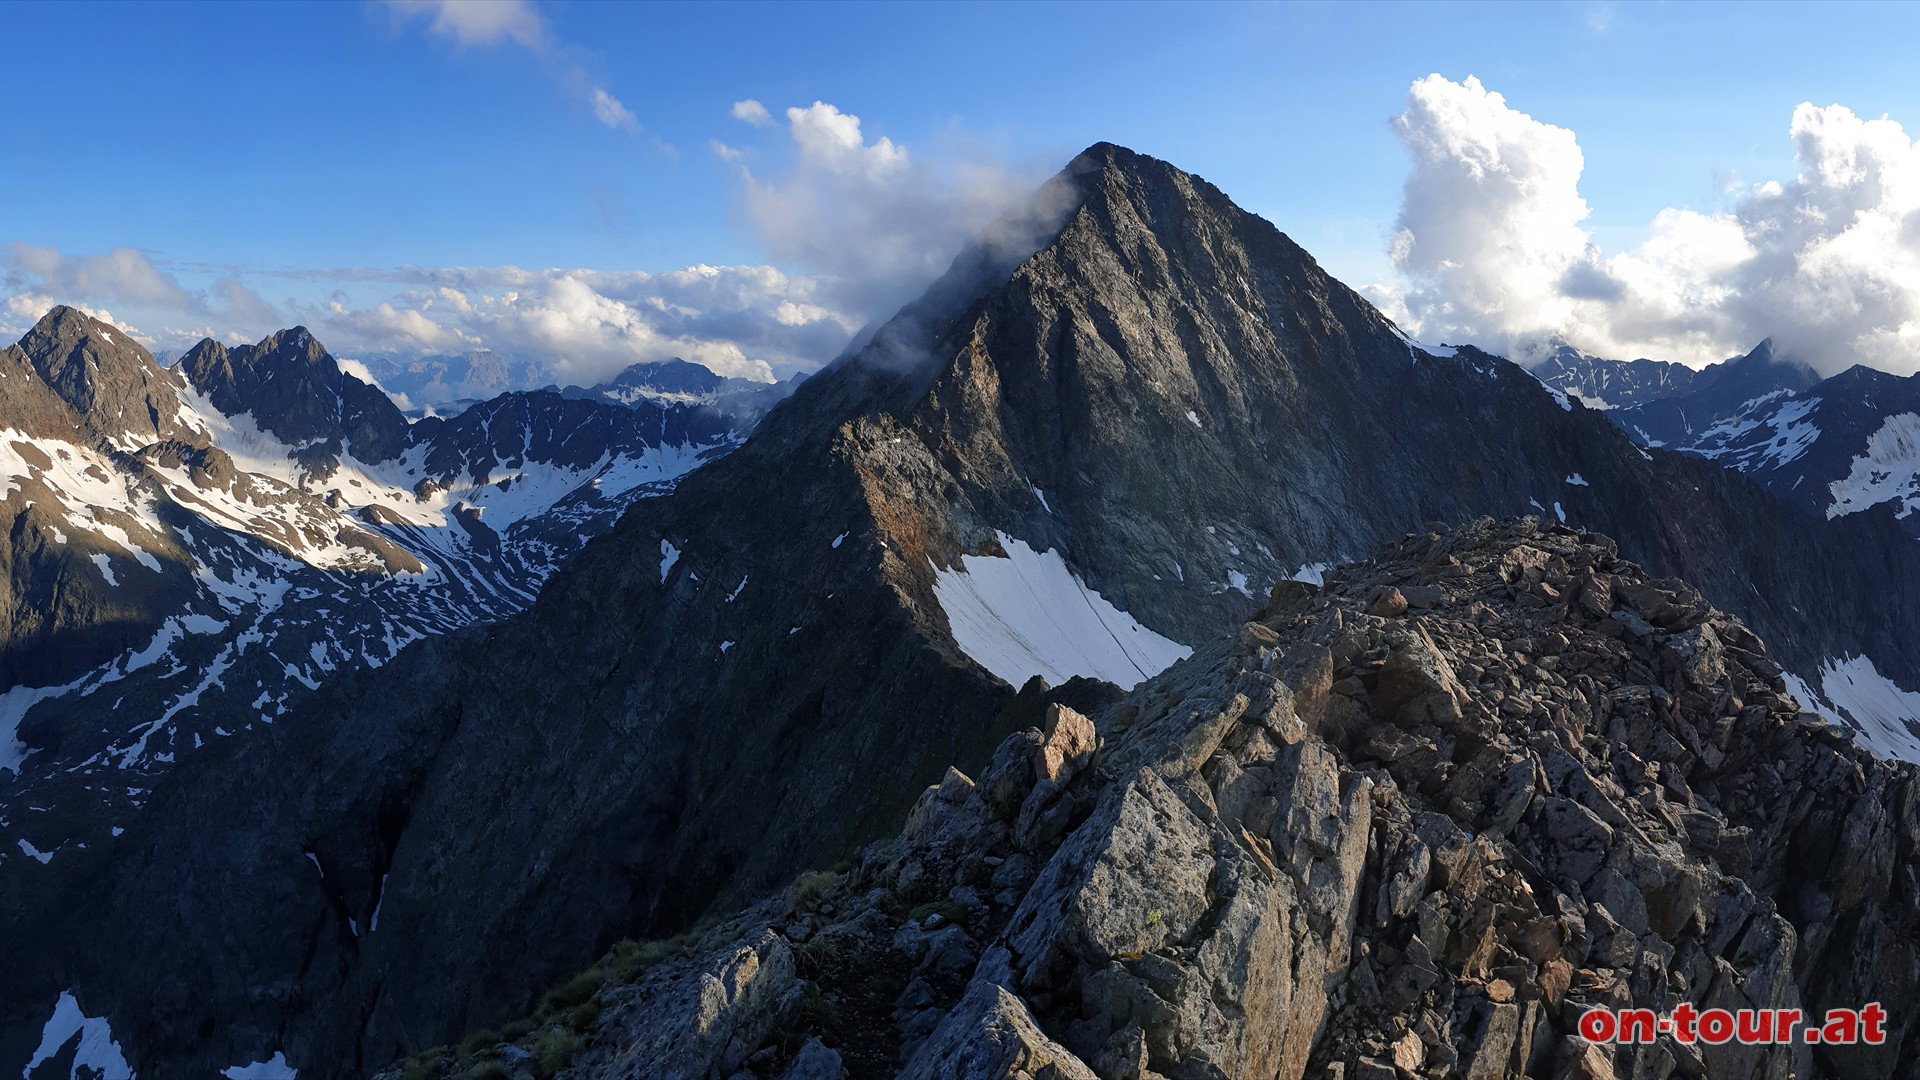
[386,518,1918,1080]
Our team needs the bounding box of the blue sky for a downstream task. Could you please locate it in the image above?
[4,1,1919,380]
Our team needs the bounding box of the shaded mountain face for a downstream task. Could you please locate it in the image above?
[381,520,1920,1080]
[9,145,1920,1077]
[1558,349,1920,734]
[1528,343,1703,411]
[0,303,744,789]
[181,328,415,464]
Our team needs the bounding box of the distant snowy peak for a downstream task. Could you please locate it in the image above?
[350,349,550,410]
[1607,339,1821,447]
[1527,343,1703,411]
[172,327,747,542]
[556,357,796,422]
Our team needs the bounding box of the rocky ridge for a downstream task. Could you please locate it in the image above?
[400,518,1916,1080]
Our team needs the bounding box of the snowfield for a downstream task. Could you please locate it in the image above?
[931,533,1191,690]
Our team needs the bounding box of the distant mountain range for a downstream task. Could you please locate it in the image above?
[351,350,795,422]
[1528,337,1920,542]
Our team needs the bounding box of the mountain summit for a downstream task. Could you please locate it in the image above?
[7,144,1920,1077]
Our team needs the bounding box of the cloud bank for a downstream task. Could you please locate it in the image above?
[1,248,854,384]
[1377,74,1920,374]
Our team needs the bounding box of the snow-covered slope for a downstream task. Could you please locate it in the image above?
[1592,361,1920,540]
[1827,411,1920,522]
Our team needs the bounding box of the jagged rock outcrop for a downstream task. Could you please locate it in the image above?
[412,520,1915,1080]
[182,328,413,464]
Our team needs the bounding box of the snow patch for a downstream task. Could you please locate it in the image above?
[1289,562,1330,587]
[1785,655,1920,764]
[1564,473,1589,487]
[16,838,52,864]
[659,539,681,583]
[24,991,134,1079]
[222,1052,296,1079]
[1402,334,1459,360]
[930,533,1191,690]
[1826,413,1920,521]
[1,680,81,774]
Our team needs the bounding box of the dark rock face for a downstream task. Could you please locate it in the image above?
[180,328,413,466]
[0,309,200,686]
[10,145,1920,1078]
[12,306,200,448]
[390,520,1920,1080]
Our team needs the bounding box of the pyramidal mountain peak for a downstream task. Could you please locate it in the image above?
[7,143,1920,1078]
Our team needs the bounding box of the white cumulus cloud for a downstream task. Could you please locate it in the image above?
[730,99,773,127]
[8,244,198,311]
[1380,74,1920,375]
